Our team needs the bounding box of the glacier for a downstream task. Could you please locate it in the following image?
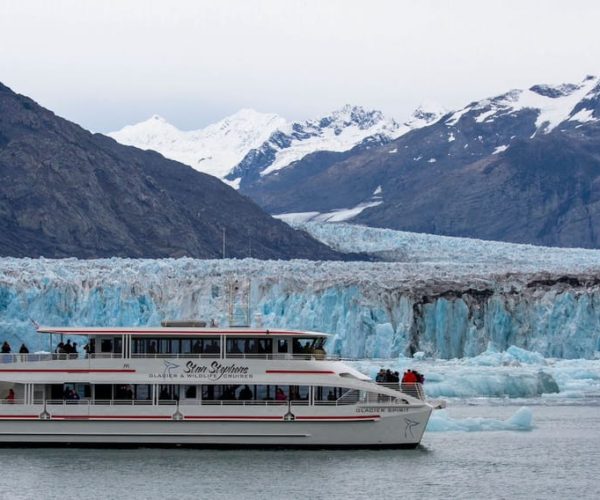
[1,222,600,400]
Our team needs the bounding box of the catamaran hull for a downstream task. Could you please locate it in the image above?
[0,407,431,447]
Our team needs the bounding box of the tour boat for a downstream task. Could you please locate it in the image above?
[0,322,433,447]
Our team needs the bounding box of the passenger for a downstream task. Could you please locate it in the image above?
[72,342,78,356]
[6,388,15,404]
[375,369,385,384]
[64,340,73,354]
[55,342,65,354]
[275,388,287,401]
[191,340,202,354]
[239,385,253,400]
[19,343,29,361]
[1,341,11,354]
[83,343,90,358]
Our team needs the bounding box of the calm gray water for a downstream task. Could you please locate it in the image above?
[0,404,598,500]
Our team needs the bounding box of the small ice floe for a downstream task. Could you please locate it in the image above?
[427,406,533,432]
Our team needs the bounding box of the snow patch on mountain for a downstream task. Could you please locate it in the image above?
[108,109,286,179]
[258,105,405,177]
[445,75,600,134]
[275,187,384,224]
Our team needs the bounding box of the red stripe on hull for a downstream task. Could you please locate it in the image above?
[0,415,380,422]
[265,370,335,374]
[0,369,136,373]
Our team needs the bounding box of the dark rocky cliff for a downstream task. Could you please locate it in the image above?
[0,83,342,259]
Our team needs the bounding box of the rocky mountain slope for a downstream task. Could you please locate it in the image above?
[0,83,343,260]
[243,76,600,248]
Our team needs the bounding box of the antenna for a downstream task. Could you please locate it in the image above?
[222,227,226,259]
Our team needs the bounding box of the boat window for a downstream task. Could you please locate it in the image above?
[184,385,197,399]
[134,385,152,401]
[277,339,288,353]
[181,339,192,354]
[95,384,112,401]
[158,385,179,402]
[226,338,243,357]
[115,385,134,400]
[100,338,113,353]
[227,338,273,356]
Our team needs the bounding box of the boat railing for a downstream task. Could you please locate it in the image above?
[376,382,425,401]
[4,398,379,408]
[0,352,343,363]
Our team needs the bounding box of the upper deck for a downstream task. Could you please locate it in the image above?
[37,326,330,339]
[30,325,330,362]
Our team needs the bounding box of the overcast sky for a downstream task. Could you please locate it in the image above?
[1,0,600,132]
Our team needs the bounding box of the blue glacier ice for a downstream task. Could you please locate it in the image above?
[1,223,600,364]
[427,407,533,432]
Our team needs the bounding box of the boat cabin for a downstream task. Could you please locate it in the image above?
[36,325,329,360]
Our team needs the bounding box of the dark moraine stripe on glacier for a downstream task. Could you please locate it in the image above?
[0,259,599,359]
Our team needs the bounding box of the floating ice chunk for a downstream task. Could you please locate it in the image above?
[427,406,533,432]
[506,345,546,365]
[492,145,508,154]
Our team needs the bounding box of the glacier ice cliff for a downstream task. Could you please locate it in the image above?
[0,255,599,360]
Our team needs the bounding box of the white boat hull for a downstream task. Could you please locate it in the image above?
[0,406,431,448]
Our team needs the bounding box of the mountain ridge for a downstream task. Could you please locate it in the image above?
[0,82,344,260]
[241,75,600,248]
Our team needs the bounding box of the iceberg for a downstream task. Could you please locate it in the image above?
[350,354,600,399]
[427,407,533,432]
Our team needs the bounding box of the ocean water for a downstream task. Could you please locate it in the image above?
[0,403,598,500]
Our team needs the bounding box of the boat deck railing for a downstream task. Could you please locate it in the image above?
[376,382,425,401]
[0,352,339,363]
[0,398,401,407]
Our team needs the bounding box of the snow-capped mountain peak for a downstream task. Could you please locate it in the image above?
[445,75,600,133]
[108,109,286,180]
[322,104,388,131]
[404,101,446,128]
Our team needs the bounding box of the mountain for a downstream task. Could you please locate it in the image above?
[108,109,286,183]
[226,104,444,188]
[241,76,600,248]
[0,82,343,260]
[109,104,444,188]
